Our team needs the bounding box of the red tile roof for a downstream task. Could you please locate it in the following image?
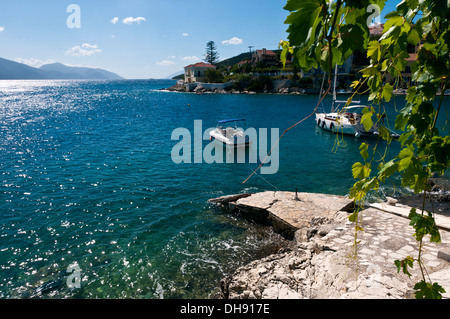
[255,49,276,56]
[184,62,216,68]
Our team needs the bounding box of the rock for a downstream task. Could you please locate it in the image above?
[215,191,450,299]
[209,193,252,207]
[386,197,398,206]
[219,201,450,299]
[231,191,354,240]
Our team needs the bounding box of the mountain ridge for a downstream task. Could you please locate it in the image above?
[0,57,124,80]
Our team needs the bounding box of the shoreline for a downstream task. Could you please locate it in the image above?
[162,83,450,96]
[210,191,450,299]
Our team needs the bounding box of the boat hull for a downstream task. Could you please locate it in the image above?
[209,130,251,147]
[315,113,380,137]
[315,113,358,135]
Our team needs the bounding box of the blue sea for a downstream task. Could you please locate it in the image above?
[0,79,445,299]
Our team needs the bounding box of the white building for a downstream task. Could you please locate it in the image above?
[184,62,216,83]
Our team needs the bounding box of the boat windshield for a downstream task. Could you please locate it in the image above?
[217,119,246,128]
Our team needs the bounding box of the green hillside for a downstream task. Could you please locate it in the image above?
[216,52,252,68]
[216,49,281,68]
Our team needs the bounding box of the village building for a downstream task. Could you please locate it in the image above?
[184,62,216,83]
[368,22,384,36]
[252,49,278,66]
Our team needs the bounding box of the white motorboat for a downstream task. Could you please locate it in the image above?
[209,119,251,146]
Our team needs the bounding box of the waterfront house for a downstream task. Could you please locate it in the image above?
[184,62,216,83]
[252,49,278,66]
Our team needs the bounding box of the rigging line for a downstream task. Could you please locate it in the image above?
[245,162,281,192]
[242,81,332,185]
[318,72,327,112]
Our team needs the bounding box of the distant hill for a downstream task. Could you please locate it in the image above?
[164,70,184,80]
[0,57,51,79]
[40,63,124,80]
[0,57,124,80]
[172,74,184,80]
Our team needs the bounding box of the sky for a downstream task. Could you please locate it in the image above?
[0,0,399,79]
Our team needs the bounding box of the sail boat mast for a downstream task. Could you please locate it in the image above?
[331,64,338,112]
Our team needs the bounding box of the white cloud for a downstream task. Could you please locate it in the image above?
[123,17,146,25]
[156,60,176,67]
[182,33,189,37]
[111,17,119,24]
[222,37,243,45]
[15,58,55,68]
[182,56,200,61]
[66,43,102,57]
[0,27,5,32]
[81,43,98,50]
[166,55,177,59]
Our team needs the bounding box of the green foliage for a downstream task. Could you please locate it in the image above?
[171,73,184,80]
[215,52,252,68]
[204,41,220,65]
[282,0,386,74]
[395,256,414,277]
[414,281,446,299]
[231,74,251,91]
[205,68,224,83]
[247,75,273,92]
[282,0,449,299]
[408,208,441,243]
[361,107,375,132]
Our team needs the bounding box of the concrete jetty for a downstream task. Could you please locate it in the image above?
[210,191,450,299]
[209,191,354,240]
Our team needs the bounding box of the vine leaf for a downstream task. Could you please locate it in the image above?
[382,83,394,102]
[377,159,398,182]
[352,162,371,180]
[408,208,441,243]
[414,281,446,299]
[361,108,374,132]
[359,143,369,161]
[394,256,414,277]
[285,1,322,47]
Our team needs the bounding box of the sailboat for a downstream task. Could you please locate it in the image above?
[315,65,381,138]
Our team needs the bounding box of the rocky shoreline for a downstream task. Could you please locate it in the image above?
[210,191,450,299]
[161,81,322,95]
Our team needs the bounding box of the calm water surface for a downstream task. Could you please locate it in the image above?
[0,79,444,298]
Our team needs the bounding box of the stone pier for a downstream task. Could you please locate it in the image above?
[210,191,450,299]
[209,191,354,240]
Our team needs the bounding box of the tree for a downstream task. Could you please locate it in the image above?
[205,68,223,83]
[204,41,220,65]
[281,0,449,299]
